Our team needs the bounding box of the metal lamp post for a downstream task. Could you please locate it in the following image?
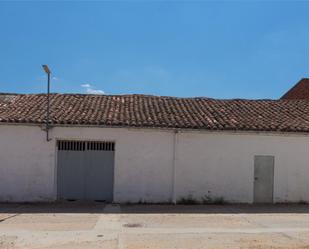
[42,65,51,141]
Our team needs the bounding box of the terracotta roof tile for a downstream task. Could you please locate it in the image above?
[281,78,309,99]
[1,93,309,132]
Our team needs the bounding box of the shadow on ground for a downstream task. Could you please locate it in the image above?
[1,202,309,214]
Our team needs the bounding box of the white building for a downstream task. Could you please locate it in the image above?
[1,79,309,204]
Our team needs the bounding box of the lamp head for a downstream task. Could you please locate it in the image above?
[42,65,51,74]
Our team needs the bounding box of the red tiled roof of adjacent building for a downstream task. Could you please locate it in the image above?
[1,93,309,132]
[281,78,309,100]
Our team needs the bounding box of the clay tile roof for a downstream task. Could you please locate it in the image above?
[1,93,309,132]
[281,78,309,100]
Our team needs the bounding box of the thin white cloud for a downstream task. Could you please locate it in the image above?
[81,83,91,88]
[86,88,105,94]
[81,83,105,95]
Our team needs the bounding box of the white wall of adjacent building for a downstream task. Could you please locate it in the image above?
[1,124,309,203]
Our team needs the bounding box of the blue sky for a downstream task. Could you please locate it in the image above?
[0,1,309,99]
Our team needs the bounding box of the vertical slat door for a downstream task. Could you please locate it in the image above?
[57,140,115,202]
[85,150,114,201]
[57,144,85,200]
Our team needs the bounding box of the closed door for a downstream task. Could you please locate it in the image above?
[254,155,274,203]
[85,150,115,201]
[57,140,115,202]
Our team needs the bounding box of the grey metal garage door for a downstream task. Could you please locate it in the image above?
[57,140,115,202]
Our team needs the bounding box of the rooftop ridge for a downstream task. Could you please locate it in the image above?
[0,92,280,101]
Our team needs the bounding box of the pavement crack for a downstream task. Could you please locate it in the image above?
[0,214,19,222]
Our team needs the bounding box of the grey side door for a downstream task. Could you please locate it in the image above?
[254,155,274,203]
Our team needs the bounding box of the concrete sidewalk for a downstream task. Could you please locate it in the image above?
[1,203,309,249]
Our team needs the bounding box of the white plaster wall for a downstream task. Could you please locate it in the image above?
[1,124,309,203]
[0,125,174,202]
[175,132,309,203]
[0,125,55,201]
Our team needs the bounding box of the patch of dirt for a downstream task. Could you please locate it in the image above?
[122,233,309,249]
[123,223,143,228]
[36,239,118,249]
[122,214,251,228]
[0,235,17,249]
[1,214,99,231]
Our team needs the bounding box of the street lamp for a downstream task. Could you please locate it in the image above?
[42,65,51,141]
